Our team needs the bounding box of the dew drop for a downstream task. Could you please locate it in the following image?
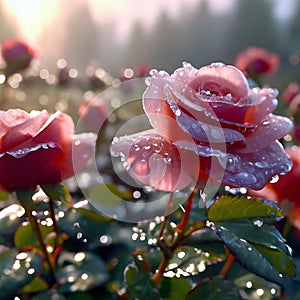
[164,157,172,164]
[253,219,263,227]
[175,108,181,116]
[149,69,158,76]
[210,62,225,67]
[270,175,279,183]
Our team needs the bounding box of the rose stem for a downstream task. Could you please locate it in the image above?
[151,193,174,288]
[48,198,60,247]
[16,189,55,277]
[176,187,198,232]
[152,188,198,288]
[157,193,174,241]
[219,252,236,277]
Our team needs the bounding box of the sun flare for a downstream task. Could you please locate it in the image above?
[3,0,59,41]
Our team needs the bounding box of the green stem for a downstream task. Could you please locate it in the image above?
[16,189,55,276]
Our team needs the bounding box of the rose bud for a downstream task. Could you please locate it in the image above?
[1,39,35,77]
[234,46,279,77]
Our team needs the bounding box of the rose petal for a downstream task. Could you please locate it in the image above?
[0,110,49,153]
[165,87,246,144]
[244,88,279,124]
[0,146,64,192]
[188,63,249,101]
[170,62,198,84]
[224,141,292,190]
[110,130,193,192]
[234,114,293,153]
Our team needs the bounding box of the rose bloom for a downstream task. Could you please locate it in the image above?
[251,147,300,229]
[234,46,279,77]
[1,39,35,76]
[111,62,292,192]
[78,99,107,132]
[0,109,96,192]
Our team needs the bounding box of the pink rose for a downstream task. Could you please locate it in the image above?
[1,39,35,76]
[111,62,292,192]
[0,109,96,192]
[234,46,279,77]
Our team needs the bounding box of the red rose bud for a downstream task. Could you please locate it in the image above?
[0,109,96,192]
[234,46,279,77]
[111,62,292,192]
[1,39,35,76]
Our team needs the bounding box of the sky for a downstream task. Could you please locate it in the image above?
[2,0,233,43]
[2,0,295,43]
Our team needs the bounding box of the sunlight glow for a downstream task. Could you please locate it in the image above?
[3,0,59,41]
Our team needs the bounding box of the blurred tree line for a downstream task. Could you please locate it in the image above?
[0,0,299,89]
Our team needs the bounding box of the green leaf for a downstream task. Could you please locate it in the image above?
[253,244,296,278]
[0,249,43,299]
[41,183,72,204]
[207,195,284,222]
[19,275,48,294]
[0,189,8,201]
[89,183,132,207]
[56,251,109,293]
[58,206,114,250]
[14,222,53,250]
[216,220,292,256]
[125,261,161,300]
[185,276,241,300]
[0,204,25,246]
[234,273,281,299]
[165,246,224,277]
[215,225,285,285]
[160,277,192,300]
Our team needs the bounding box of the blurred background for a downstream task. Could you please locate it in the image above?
[0,0,299,86]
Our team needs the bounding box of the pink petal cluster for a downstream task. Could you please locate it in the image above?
[111,62,292,192]
[0,109,96,192]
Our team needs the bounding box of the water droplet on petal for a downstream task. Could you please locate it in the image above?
[210,62,225,67]
[149,69,158,76]
[175,108,181,116]
[270,175,279,183]
[164,157,172,164]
